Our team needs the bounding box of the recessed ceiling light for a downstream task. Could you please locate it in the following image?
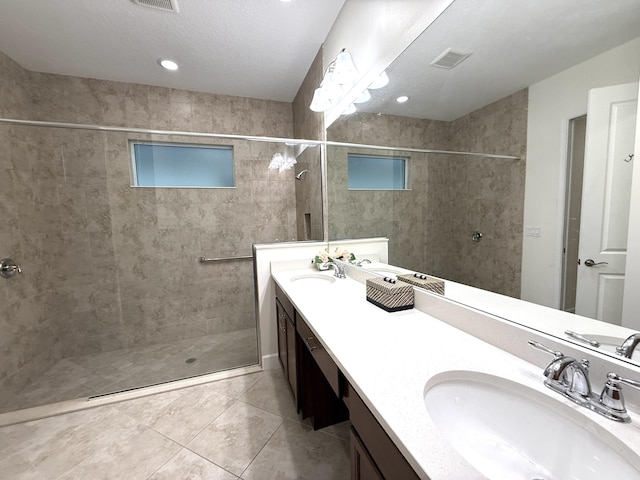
[396,95,409,103]
[159,59,179,71]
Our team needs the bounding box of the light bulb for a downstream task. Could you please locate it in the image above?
[269,153,284,170]
[309,87,331,112]
[159,59,179,71]
[369,71,389,89]
[354,89,371,104]
[332,50,359,85]
[342,103,357,115]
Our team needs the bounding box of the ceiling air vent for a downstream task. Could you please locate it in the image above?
[430,48,472,69]
[132,0,179,13]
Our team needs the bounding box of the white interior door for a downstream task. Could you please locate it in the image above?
[575,82,638,325]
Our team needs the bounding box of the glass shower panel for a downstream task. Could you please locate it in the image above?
[0,125,302,414]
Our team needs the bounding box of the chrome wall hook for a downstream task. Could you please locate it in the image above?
[471,231,483,242]
[624,153,634,162]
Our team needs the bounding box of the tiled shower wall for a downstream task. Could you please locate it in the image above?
[0,50,296,399]
[292,48,325,241]
[327,89,527,298]
[427,89,527,298]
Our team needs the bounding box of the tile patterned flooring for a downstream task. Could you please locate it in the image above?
[1,328,259,414]
[0,369,351,479]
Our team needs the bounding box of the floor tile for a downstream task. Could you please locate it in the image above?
[1,328,258,414]
[187,400,284,476]
[0,370,351,480]
[241,419,350,480]
[115,383,238,445]
[148,448,238,480]
[239,369,296,417]
[0,405,180,480]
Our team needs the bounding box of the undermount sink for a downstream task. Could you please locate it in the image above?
[290,273,336,285]
[424,371,640,480]
[360,262,407,276]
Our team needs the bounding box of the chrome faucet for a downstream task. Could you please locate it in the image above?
[529,340,640,423]
[565,359,592,400]
[598,373,640,422]
[356,258,372,267]
[616,333,640,358]
[529,341,590,397]
[322,262,346,278]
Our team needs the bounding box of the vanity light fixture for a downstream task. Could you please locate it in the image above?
[159,59,179,71]
[342,103,357,115]
[396,95,409,103]
[368,70,389,89]
[354,89,371,104]
[268,152,297,173]
[309,48,360,113]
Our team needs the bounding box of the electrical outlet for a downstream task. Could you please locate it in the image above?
[525,226,541,237]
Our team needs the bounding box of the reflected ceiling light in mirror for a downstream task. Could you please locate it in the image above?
[368,70,389,89]
[309,48,361,113]
[354,89,371,104]
[159,59,179,71]
[396,95,409,103]
[342,103,357,115]
[268,148,297,173]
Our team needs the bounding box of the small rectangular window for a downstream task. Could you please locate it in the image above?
[131,142,235,188]
[347,154,408,190]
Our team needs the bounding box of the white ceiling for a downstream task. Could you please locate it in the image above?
[1,0,639,119]
[359,0,640,121]
[0,0,345,102]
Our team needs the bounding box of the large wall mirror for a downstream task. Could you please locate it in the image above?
[326,0,640,363]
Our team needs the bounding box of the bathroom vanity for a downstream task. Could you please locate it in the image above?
[271,261,640,480]
[275,280,419,479]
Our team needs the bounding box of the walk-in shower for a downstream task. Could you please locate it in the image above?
[0,117,321,415]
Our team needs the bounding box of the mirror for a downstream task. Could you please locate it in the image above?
[326,0,640,364]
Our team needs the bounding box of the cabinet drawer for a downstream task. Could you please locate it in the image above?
[297,315,341,397]
[275,282,295,322]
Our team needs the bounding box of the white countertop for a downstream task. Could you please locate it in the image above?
[271,264,640,480]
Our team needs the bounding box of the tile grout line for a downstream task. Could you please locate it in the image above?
[181,445,243,479]
[237,413,288,479]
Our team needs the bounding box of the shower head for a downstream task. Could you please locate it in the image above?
[295,170,309,180]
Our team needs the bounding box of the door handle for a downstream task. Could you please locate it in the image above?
[584,258,608,267]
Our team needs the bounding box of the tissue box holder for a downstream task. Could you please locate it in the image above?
[396,273,445,295]
[366,277,414,312]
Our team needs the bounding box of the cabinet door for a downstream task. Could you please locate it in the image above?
[276,299,287,373]
[285,313,298,403]
[348,385,420,479]
[351,428,384,480]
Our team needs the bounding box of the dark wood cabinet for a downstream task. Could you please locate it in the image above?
[276,299,287,370]
[274,282,419,479]
[351,427,384,480]
[275,284,298,408]
[347,384,420,480]
[297,314,348,429]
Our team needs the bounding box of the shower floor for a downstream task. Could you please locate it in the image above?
[0,328,258,414]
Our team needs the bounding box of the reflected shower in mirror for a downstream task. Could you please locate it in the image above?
[326,0,640,364]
